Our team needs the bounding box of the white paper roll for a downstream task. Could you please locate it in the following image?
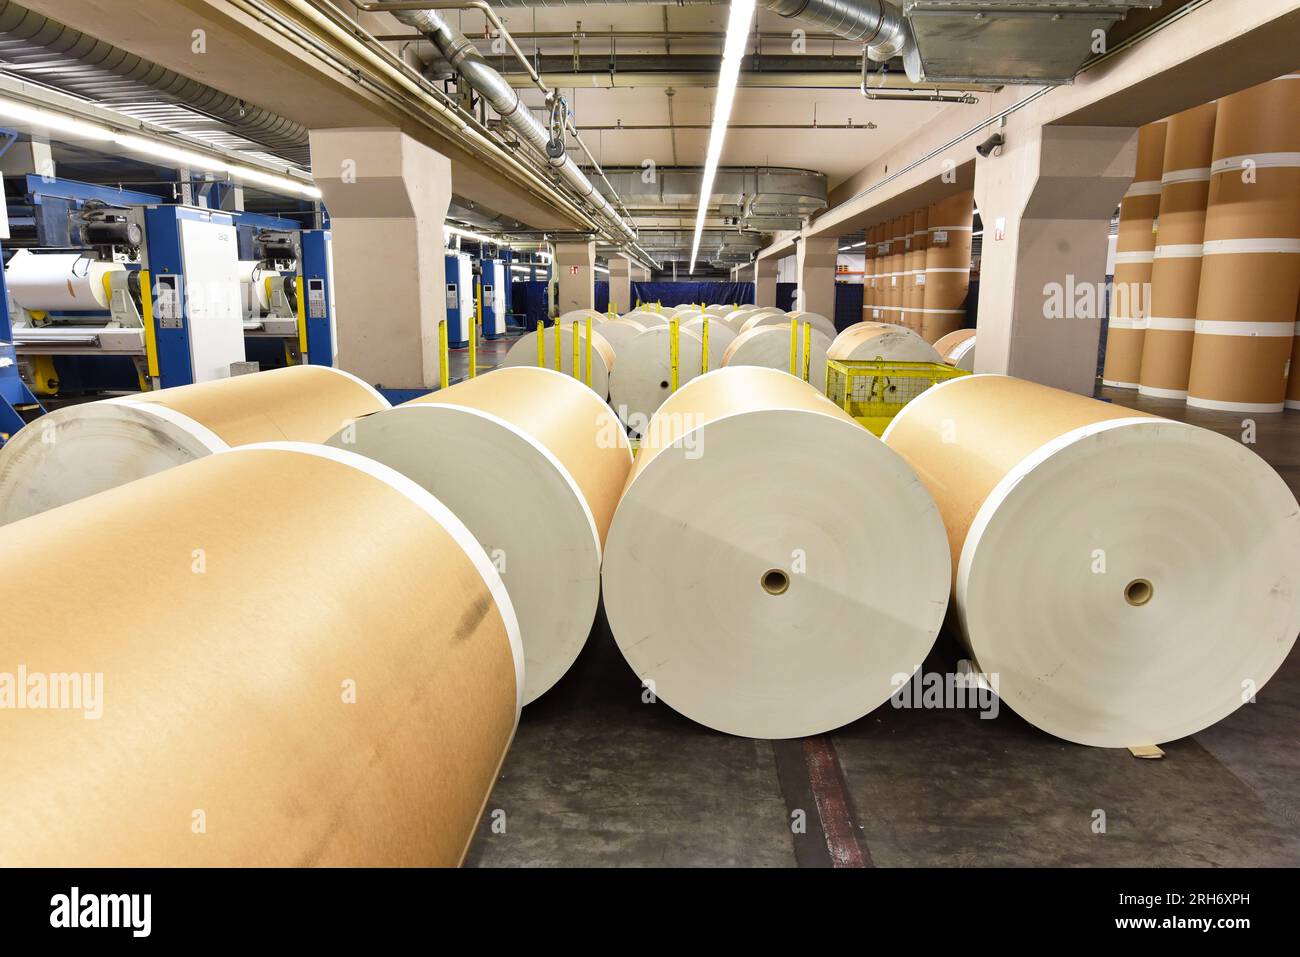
[0,365,390,525]
[784,311,838,340]
[827,324,942,363]
[558,309,606,326]
[6,251,125,312]
[682,316,738,355]
[501,324,614,399]
[622,310,669,327]
[723,324,831,389]
[674,309,707,325]
[608,325,706,430]
[239,260,273,314]
[704,304,733,317]
[327,367,631,704]
[884,374,1300,748]
[593,318,646,355]
[603,366,951,738]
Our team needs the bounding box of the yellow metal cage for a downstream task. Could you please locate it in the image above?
[824,359,970,435]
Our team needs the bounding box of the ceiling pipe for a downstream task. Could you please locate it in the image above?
[483,0,915,68]
[371,2,647,258]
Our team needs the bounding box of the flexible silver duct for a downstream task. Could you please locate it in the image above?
[489,0,913,62]
[0,0,308,160]
[391,8,638,243]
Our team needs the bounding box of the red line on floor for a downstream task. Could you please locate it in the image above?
[802,737,868,868]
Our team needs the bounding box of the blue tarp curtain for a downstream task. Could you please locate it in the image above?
[630,282,754,308]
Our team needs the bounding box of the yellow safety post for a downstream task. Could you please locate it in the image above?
[553,318,562,372]
[584,316,593,388]
[469,284,480,379]
[608,301,617,319]
[701,317,710,373]
[802,321,812,382]
[294,276,308,362]
[138,268,160,382]
[669,318,680,393]
[656,301,662,314]
[536,320,545,367]
[789,318,799,376]
[438,320,450,390]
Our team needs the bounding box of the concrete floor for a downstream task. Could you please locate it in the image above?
[462,371,1300,868]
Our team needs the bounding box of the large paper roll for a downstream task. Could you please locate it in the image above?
[723,323,831,389]
[501,324,615,399]
[1103,120,1169,389]
[1289,297,1300,410]
[703,304,733,317]
[884,374,1300,748]
[603,366,950,738]
[622,309,668,326]
[328,367,631,704]
[608,325,707,430]
[1139,102,1218,399]
[934,328,977,367]
[722,307,759,330]
[4,250,125,312]
[1187,73,1300,412]
[922,192,975,343]
[827,323,942,363]
[593,317,647,355]
[0,442,521,866]
[682,315,739,354]
[783,311,837,340]
[902,207,929,332]
[0,365,389,525]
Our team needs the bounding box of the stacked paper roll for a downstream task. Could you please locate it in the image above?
[784,311,837,340]
[704,304,733,317]
[602,366,950,738]
[887,215,907,322]
[1289,294,1300,410]
[594,317,648,354]
[558,309,606,326]
[623,309,668,326]
[723,323,831,389]
[502,323,615,399]
[721,307,758,330]
[1139,103,1219,398]
[1103,120,1168,388]
[883,374,1300,748]
[921,191,975,343]
[0,442,522,865]
[1187,73,1300,412]
[608,324,707,430]
[0,365,389,525]
[934,328,977,369]
[4,249,125,312]
[683,315,739,353]
[328,367,631,704]
[902,207,929,332]
[828,323,942,364]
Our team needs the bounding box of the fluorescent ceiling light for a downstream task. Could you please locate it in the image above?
[0,94,320,200]
[688,0,755,274]
[444,224,497,245]
[0,99,115,142]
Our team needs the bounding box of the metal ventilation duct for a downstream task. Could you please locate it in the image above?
[0,0,309,163]
[595,167,827,232]
[901,0,1163,85]
[624,227,766,266]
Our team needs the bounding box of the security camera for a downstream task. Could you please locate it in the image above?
[976,132,1005,158]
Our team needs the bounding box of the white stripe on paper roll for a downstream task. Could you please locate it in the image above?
[1145,316,1197,331]
[1161,167,1211,184]
[883,374,1300,748]
[1124,180,1163,197]
[602,366,951,739]
[1211,152,1300,173]
[1114,251,1156,264]
[1194,320,1295,336]
[1202,238,1300,255]
[1154,244,1204,259]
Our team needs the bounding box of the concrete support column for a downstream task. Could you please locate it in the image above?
[309,127,451,391]
[555,241,596,313]
[974,125,1138,394]
[755,257,777,306]
[0,139,54,178]
[607,255,631,315]
[796,235,838,317]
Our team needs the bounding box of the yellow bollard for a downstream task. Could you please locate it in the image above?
[669,318,680,392]
[469,285,479,380]
[439,319,450,390]
[802,322,812,383]
[584,316,593,388]
[701,317,709,374]
[553,319,561,372]
[789,318,798,376]
[536,319,545,367]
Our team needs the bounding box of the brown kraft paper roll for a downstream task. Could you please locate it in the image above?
[922,190,974,343]
[0,442,522,866]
